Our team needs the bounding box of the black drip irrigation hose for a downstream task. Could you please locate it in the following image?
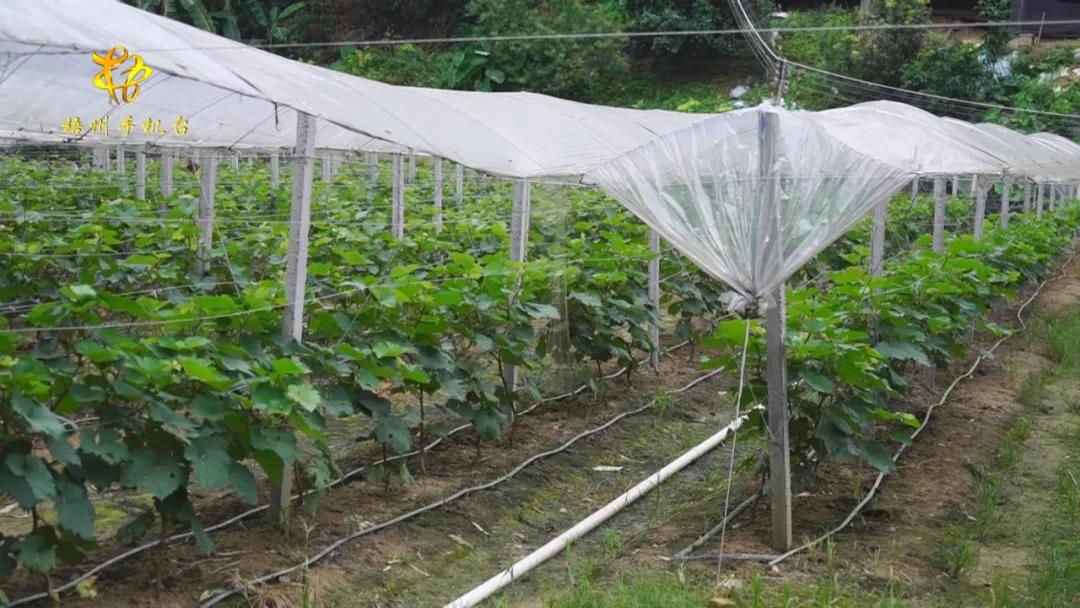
[198,365,727,607]
[6,339,694,607]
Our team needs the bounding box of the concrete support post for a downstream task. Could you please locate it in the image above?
[135,148,146,201]
[194,151,218,278]
[392,155,405,239]
[270,112,317,530]
[504,180,532,404]
[760,111,792,552]
[973,175,987,242]
[1000,176,1012,229]
[869,201,887,276]
[159,150,174,201]
[455,163,465,207]
[932,176,946,252]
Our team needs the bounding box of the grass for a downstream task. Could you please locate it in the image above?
[547,571,709,608]
[992,420,1080,608]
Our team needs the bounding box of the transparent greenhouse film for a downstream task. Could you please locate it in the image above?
[587,106,914,304]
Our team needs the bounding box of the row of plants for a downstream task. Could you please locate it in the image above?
[0,152,1060,594]
[705,202,1080,473]
[0,153,707,592]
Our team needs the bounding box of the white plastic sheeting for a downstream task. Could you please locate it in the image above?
[587,106,913,300]
[1,0,1078,301]
[0,0,709,179]
[813,101,1010,177]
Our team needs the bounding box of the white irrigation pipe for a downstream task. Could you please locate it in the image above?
[444,406,757,608]
[199,366,729,606]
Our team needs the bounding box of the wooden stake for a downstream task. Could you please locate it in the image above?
[194,151,218,278]
[1000,176,1012,229]
[648,229,661,368]
[433,157,444,232]
[271,111,317,530]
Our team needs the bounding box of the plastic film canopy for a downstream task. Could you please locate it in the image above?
[586,106,914,300]
[0,0,710,179]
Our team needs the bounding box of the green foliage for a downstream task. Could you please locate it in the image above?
[332,1,630,100]
[902,40,991,104]
[0,154,689,586]
[462,0,630,100]
[624,0,775,58]
[703,200,1080,473]
[977,0,1013,61]
[125,0,309,46]
[333,44,444,88]
[849,0,931,86]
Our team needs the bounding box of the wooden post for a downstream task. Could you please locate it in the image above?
[504,179,531,403]
[869,201,887,276]
[932,176,946,252]
[1000,176,1012,229]
[456,163,464,207]
[759,112,792,552]
[973,175,987,242]
[271,112,317,529]
[134,148,146,201]
[1036,182,1044,219]
[159,150,174,201]
[194,151,218,278]
[648,229,661,369]
[1022,181,1032,213]
[433,157,444,232]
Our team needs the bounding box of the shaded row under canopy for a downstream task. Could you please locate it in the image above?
[2,0,1079,299]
